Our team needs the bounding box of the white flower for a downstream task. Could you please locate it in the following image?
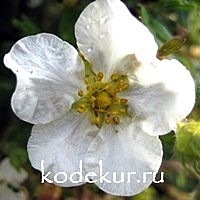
[0,158,28,187]
[4,0,195,196]
[0,185,27,200]
[0,158,28,200]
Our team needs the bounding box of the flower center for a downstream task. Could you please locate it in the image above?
[71,54,131,128]
[95,91,112,109]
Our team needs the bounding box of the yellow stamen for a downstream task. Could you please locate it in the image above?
[91,115,100,125]
[105,117,111,124]
[122,83,129,90]
[77,104,86,113]
[90,96,96,102]
[85,77,89,84]
[113,116,120,124]
[90,101,95,108]
[72,69,130,128]
[120,109,126,113]
[78,90,84,97]
[111,111,118,115]
[111,74,118,81]
[120,98,128,104]
[97,72,104,81]
[86,85,91,91]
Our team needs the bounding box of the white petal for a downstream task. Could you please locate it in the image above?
[85,123,162,196]
[0,158,28,187]
[75,0,157,79]
[124,58,195,135]
[27,111,98,187]
[4,33,84,124]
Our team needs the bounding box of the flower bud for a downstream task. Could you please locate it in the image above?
[157,37,185,60]
[131,187,157,200]
[174,121,200,175]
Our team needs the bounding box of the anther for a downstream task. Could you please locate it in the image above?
[74,70,130,127]
[77,104,86,113]
[120,98,128,104]
[113,116,120,124]
[119,82,124,87]
[78,90,84,97]
[90,96,96,102]
[111,74,118,81]
[121,83,129,90]
[86,85,91,91]
[105,117,111,124]
[111,111,118,115]
[92,116,100,125]
[98,108,105,113]
[97,72,104,81]
[80,104,85,108]
[85,77,89,84]
[104,84,110,90]
[91,116,96,124]
[90,102,95,108]
[96,116,101,124]
[115,87,121,92]
[120,109,126,113]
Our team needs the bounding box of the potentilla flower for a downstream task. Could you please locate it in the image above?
[0,158,28,200]
[4,0,195,196]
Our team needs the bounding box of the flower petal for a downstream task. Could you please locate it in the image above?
[85,123,162,196]
[4,33,84,124]
[124,58,195,135]
[27,111,98,187]
[75,0,157,79]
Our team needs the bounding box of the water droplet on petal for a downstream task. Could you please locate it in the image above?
[100,17,109,25]
[99,34,104,39]
[87,48,92,53]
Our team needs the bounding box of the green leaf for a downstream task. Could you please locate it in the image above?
[149,19,173,42]
[140,6,172,42]
[188,4,200,45]
[140,6,149,25]
[12,15,40,36]
[58,6,79,45]
[160,132,175,160]
[8,145,28,171]
[157,0,195,11]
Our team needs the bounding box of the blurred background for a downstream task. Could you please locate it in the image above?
[0,0,200,199]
